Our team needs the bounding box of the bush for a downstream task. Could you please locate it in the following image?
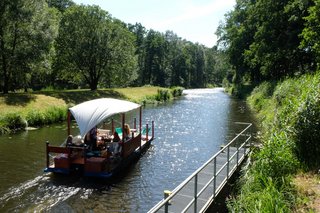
[0,113,27,131]
[170,86,184,97]
[253,132,299,181]
[293,74,320,168]
[155,89,172,101]
[26,106,67,127]
[229,175,294,213]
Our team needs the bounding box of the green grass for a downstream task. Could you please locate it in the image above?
[228,71,320,212]
[0,86,178,133]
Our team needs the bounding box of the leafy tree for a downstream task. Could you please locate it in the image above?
[217,0,316,88]
[143,29,166,86]
[128,23,147,86]
[55,5,137,90]
[47,0,74,12]
[0,0,59,93]
[300,0,320,68]
[102,19,138,88]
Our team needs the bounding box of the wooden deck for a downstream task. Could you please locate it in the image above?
[148,123,252,213]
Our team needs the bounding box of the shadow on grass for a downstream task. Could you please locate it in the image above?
[3,94,37,106]
[37,89,126,105]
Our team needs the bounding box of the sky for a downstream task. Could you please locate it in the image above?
[72,0,236,47]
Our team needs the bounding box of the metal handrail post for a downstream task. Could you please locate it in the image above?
[165,201,168,213]
[236,136,239,166]
[213,157,216,197]
[227,146,230,180]
[194,174,198,212]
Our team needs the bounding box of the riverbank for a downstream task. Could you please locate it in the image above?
[227,71,320,212]
[0,86,183,134]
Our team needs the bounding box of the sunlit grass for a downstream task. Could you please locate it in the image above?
[0,86,166,133]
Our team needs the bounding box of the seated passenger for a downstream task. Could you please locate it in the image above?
[113,131,120,142]
[84,127,98,151]
[123,123,131,140]
[66,135,73,147]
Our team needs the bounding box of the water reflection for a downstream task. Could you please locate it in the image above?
[0,88,255,212]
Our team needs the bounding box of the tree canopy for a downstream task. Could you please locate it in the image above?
[0,1,225,93]
[217,0,319,90]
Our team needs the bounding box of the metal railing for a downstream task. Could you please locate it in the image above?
[148,122,253,213]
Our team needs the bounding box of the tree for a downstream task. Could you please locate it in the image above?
[300,0,320,68]
[47,0,75,12]
[55,5,137,90]
[0,0,59,93]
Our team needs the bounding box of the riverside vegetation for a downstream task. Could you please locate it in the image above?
[0,86,183,134]
[227,71,320,212]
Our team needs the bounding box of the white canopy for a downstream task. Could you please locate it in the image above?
[69,98,140,138]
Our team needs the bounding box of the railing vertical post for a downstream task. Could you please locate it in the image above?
[213,157,216,197]
[227,146,230,180]
[244,129,247,156]
[152,121,154,139]
[164,191,169,213]
[134,118,136,129]
[236,135,239,166]
[249,125,252,150]
[146,123,149,142]
[194,174,198,212]
[112,119,114,134]
[46,141,49,168]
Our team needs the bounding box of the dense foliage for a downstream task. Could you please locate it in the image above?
[217,0,320,211]
[229,72,320,212]
[217,0,320,95]
[0,0,227,94]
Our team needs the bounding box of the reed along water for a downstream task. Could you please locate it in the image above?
[0,88,256,212]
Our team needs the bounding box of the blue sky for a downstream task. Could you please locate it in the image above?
[72,0,235,47]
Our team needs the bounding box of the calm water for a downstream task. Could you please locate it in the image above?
[0,88,255,212]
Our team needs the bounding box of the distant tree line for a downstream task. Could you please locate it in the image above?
[217,0,320,90]
[0,0,229,94]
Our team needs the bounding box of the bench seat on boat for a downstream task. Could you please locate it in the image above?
[54,154,70,169]
[84,157,107,173]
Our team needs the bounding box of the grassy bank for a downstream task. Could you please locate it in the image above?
[228,71,320,212]
[0,86,184,134]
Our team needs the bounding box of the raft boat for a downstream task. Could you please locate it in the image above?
[44,98,154,178]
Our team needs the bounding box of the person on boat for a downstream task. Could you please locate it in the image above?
[123,123,131,140]
[113,131,121,142]
[66,135,73,147]
[85,127,98,151]
[109,131,122,156]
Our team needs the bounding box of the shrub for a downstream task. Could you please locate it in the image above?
[170,86,184,97]
[0,113,27,130]
[293,74,320,168]
[229,175,294,213]
[155,89,172,101]
[253,131,299,181]
[26,106,67,127]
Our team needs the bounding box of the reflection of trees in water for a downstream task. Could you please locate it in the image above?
[225,98,258,144]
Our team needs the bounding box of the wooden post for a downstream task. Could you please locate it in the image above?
[111,119,114,134]
[146,124,149,142]
[152,121,154,139]
[122,113,125,141]
[139,107,142,135]
[67,111,71,136]
[46,141,49,168]
[134,118,136,129]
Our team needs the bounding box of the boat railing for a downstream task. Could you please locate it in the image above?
[148,122,252,213]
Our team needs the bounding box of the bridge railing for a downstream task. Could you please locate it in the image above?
[148,122,253,213]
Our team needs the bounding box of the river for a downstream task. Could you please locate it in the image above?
[0,88,255,212]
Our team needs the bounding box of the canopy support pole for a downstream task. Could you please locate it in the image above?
[122,113,125,141]
[139,107,142,134]
[67,111,71,136]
